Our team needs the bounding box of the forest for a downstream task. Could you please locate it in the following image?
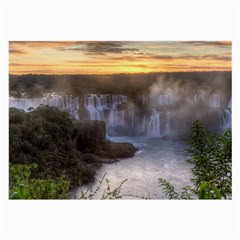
[9,71,231,97]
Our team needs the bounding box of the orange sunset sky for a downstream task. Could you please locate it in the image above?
[9,41,231,75]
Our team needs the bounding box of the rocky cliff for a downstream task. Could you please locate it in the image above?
[73,120,136,161]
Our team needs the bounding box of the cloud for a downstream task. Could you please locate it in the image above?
[180,41,231,47]
[9,63,60,67]
[9,49,27,55]
[134,53,231,62]
[189,66,230,69]
[9,41,82,49]
[9,41,232,74]
[60,41,140,55]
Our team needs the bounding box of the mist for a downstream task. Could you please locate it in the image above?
[9,71,232,139]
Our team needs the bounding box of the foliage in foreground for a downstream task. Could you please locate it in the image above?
[158,120,232,200]
[158,178,221,200]
[78,174,149,200]
[9,164,70,199]
[187,120,231,198]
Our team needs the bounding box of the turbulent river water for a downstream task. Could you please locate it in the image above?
[75,136,193,199]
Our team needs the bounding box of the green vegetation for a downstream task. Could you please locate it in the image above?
[187,120,231,198]
[158,120,232,200]
[9,106,136,199]
[78,174,128,200]
[10,106,95,189]
[9,164,70,199]
[198,181,222,199]
[78,174,148,200]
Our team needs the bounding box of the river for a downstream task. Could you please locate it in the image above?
[75,136,193,199]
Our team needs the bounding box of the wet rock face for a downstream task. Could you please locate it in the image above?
[73,120,106,152]
[95,140,137,159]
[73,120,137,160]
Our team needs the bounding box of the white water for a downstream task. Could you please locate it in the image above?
[220,98,232,129]
[147,110,161,137]
[208,93,221,108]
[75,137,192,199]
[9,92,231,136]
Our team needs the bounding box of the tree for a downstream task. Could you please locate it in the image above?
[187,121,232,199]
[9,106,96,188]
[159,120,232,200]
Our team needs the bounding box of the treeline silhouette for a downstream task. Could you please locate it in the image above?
[9,71,231,97]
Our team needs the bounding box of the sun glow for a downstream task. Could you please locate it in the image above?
[9,41,231,75]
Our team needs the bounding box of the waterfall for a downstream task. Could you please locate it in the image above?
[131,112,134,128]
[193,92,221,108]
[165,111,171,135]
[9,92,231,138]
[209,93,220,108]
[141,115,146,132]
[220,98,232,130]
[109,110,125,127]
[193,92,205,103]
[147,109,161,137]
[138,95,149,105]
[152,94,174,106]
[84,94,127,127]
[9,97,49,112]
[139,92,174,107]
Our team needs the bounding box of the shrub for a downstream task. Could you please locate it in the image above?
[187,121,232,199]
[9,164,70,199]
[159,120,232,200]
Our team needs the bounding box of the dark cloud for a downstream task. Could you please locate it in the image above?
[180,41,231,47]
[74,52,231,63]
[136,54,231,61]
[9,49,27,55]
[189,66,230,70]
[60,41,140,55]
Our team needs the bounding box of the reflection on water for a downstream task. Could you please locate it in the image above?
[75,136,193,199]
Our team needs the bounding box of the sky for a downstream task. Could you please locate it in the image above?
[9,41,231,75]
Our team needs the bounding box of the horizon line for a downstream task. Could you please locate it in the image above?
[9,70,232,76]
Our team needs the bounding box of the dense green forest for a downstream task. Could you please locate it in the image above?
[9,106,231,199]
[9,106,136,199]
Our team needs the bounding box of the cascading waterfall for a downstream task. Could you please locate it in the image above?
[141,116,146,132]
[193,92,205,103]
[9,91,232,137]
[192,92,231,131]
[158,93,174,105]
[220,98,232,130]
[131,112,134,128]
[84,94,128,127]
[147,109,161,137]
[9,97,46,111]
[165,111,171,135]
[9,94,81,119]
[139,93,175,106]
[208,93,220,108]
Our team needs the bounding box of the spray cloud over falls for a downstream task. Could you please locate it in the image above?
[9,72,231,139]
